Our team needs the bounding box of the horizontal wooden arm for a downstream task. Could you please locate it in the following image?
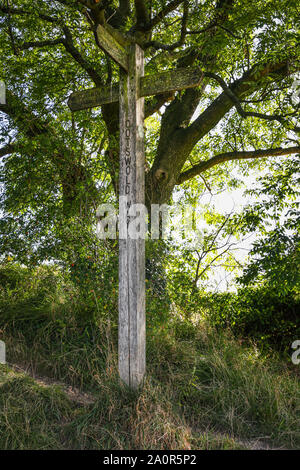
[68,66,204,110]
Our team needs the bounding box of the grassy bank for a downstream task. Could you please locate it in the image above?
[0,264,299,449]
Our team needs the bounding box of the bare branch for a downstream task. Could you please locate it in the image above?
[61,24,103,85]
[186,23,241,39]
[20,38,64,50]
[185,60,296,149]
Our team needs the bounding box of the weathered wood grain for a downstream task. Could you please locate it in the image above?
[141,66,204,97]
[67,85,118,111]
[96,24,129,72]
[0,340,5,364]
[119,44,145,389]
[68,66,204,111]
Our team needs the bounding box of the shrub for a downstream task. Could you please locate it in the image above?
[203,286,300,352]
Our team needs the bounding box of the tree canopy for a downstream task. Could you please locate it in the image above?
[0,0,299,264]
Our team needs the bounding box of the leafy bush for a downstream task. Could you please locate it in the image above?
[146,240,171,331]
[203,286,300,351]
[0,263,29,289]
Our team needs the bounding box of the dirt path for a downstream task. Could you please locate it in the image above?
[7,362,97,406]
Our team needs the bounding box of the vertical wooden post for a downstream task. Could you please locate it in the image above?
[119,44,145,389]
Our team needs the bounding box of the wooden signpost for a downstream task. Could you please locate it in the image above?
[68,65,204,111]
[68,26,204,389]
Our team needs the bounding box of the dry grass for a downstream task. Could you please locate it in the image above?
[0,264,299,450]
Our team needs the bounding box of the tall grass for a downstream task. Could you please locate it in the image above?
[0,264,299,449]
[0,366,75,449]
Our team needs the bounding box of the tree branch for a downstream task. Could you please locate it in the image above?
[118,0,130,19]
[185,60,294,150]
[186,24,241,39]
[204,72,299,131]
[0,5,59,23]
[10,31,102,86]
[177,146,300,184]
[147,0,185,31]
[20,38,64,50]
[144,0,188,50]
[61,24,103,85]
[1,5,103,86]
[134,0,150,26]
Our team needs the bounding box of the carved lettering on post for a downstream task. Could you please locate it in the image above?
[119,44,145,389]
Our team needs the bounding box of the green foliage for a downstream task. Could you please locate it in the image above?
[203,286,300,352]
[0,369,74,450]
[0,262,68,323]
[0,0,299,450]
[193,156,300,353]
[146,240,171,330]
[0,0,299,266]
[0,263,113,388]
[236,157,300,294]
[172,325,300,447]
[0,262,28,289]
